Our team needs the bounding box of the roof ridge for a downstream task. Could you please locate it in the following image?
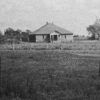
[33,23,48,33]
[32,22,73,35]
[52,24,72,33]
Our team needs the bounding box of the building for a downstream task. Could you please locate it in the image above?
[29,22,73,43]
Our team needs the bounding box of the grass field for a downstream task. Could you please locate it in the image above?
[0,49,100,100]
[0,40,100,56]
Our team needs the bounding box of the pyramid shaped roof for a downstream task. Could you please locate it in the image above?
[31,22,73,35]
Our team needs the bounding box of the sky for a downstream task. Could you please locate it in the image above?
[0,0,100,35]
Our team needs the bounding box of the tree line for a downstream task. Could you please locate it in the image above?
[0,27,31,44]
[0,20,100,44]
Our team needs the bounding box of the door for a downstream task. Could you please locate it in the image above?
[51,35,58,42]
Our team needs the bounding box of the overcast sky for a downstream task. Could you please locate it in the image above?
[0,0,100,35]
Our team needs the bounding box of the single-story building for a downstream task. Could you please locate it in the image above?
[29,22,73,43]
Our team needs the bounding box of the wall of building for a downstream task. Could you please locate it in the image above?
[35,34,73,43]
[36,35,49,42]
[60,35,73,42]
[36,35,44,42]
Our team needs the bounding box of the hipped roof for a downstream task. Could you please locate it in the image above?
[31,22,73,35]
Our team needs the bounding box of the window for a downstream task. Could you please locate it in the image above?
[54,35,57,40]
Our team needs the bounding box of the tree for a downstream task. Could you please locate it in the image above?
[87,25,96,40]
[26,29,31,34]
[0,31,4,43]
[4,28,14,40]
[14,29,22,41]
[4,28,22,50]
[87,18,100,40]
[21,30,31,42]
[4,28,22,42]
[4,28,15,49]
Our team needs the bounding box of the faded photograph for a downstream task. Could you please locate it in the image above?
[0,0,100,100]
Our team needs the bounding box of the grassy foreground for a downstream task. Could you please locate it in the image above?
[0,41,100,56]
[0,50,100,100]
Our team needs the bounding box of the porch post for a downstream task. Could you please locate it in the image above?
[50,35,53,43]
